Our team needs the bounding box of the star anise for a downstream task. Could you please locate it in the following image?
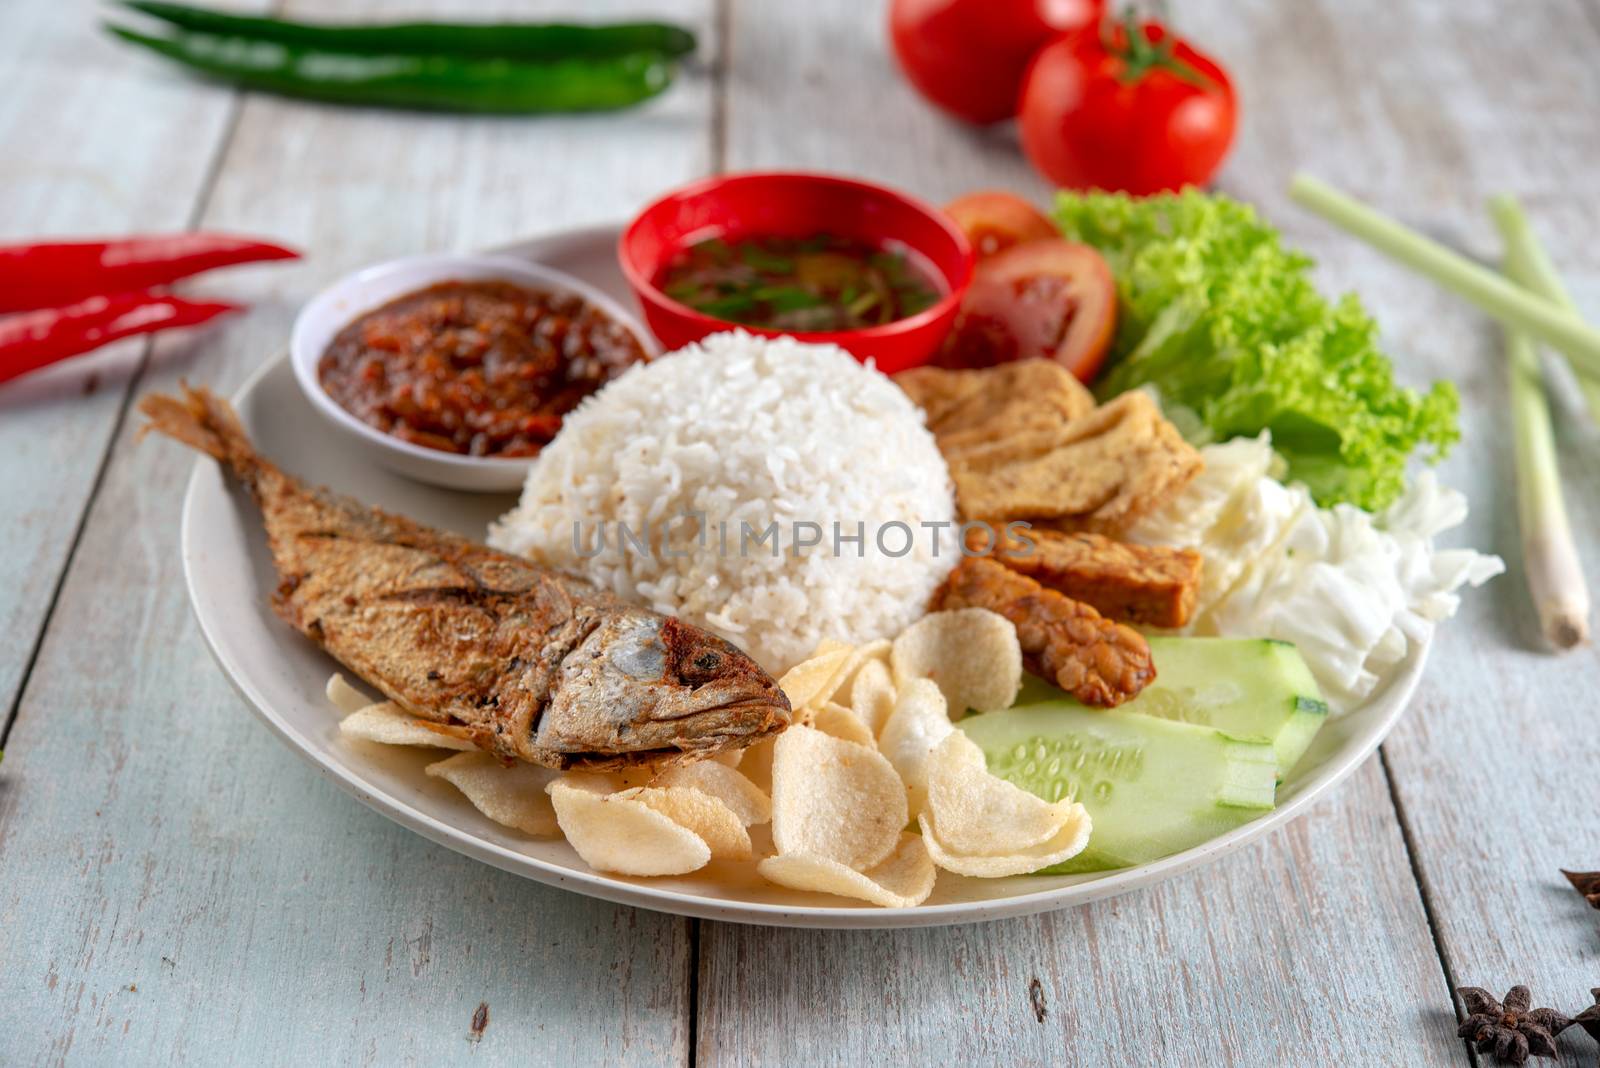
[1561,869,1600,909]
[1456,986,1572,1064]
[1573,988,1600,1042]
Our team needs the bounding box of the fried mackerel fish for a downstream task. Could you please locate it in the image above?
[936,557,1155,707]
[139,385,790,770]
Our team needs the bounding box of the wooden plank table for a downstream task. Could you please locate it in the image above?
[2,1,1596,1064]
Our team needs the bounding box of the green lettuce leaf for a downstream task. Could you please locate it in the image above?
[1054,188,1458,510]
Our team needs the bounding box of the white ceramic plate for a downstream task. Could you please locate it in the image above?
[180,224,1427,929]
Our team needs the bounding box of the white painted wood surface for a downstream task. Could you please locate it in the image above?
[1218,4,1600,1060]
[698,1,1478,1062]
[0,0,712,1063]
[0,0,265,724]
[699,762,1462,1066]
[3,0,1599,1064]
[1188,7,1600,1067]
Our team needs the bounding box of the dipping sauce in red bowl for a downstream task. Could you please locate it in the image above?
[620,172,974,373]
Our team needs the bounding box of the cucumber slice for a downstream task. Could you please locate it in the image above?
[1127,637,1328,779]
[959,704,1278,873]
[1005,638,1327,777]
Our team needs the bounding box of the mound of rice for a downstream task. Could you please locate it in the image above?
[489,331,957,673]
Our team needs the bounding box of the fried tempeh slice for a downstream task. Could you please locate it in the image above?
[895,359,1095,449]
[947,390,1202,530]
[977,527,1203,629]
[934,557,1154,707]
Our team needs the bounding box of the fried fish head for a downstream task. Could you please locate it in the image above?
[535,611,792,768]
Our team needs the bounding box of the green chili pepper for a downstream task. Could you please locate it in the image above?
[120,1,697,60]
[105,25,676,113]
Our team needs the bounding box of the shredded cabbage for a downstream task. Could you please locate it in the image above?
[1125,435,1503,711]
[1054,189,1460,511]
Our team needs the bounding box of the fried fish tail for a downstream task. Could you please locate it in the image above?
[138,382,266,487]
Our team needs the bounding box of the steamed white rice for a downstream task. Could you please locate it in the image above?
[489,331,957,673]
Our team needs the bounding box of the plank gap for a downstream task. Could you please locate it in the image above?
[692,2,727,1053]
[1,1,715,1062]
[710,0,731,172]
[688,3,723,1057]
[1379,745,1476,1066]
[1579,0,1600,42]
[0,90,249,751]
[687,917,702,1068]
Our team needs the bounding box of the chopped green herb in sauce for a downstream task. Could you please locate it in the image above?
[659,233,942,331]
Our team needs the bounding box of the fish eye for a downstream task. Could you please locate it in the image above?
[693,651,721,672]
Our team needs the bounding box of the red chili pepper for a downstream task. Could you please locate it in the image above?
[0,290,240,385]
[0,233,297,313]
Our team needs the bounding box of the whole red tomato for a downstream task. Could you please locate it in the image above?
[890,0,1103,124]
[1018,15,1236,194]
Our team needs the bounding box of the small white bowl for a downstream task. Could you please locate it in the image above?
[290,253,656,493]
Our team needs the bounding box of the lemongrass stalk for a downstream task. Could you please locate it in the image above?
[1490,196,1600,424]
[1289,175,1600,380]
[1489,199,1590,649]
[1503,325,1589,647]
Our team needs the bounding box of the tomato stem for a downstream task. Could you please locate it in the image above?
[1102,6,1213,90]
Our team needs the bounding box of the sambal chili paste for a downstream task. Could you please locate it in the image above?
[318,280,646,457]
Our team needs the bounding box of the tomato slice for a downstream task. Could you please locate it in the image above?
[943,192,1059,259]
[940,240,1117,382]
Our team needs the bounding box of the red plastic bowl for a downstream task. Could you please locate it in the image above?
[619,172,974,374]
